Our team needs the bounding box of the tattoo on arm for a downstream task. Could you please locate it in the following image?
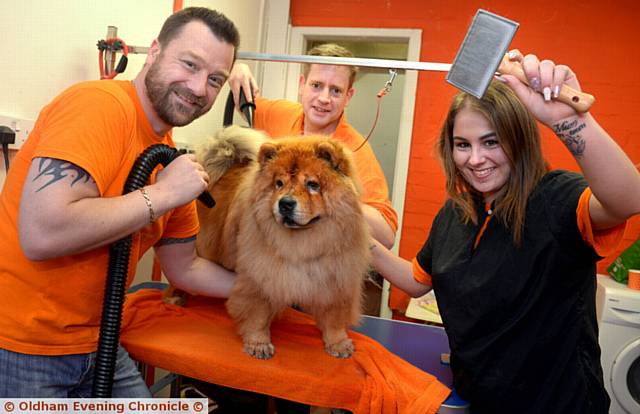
[33,158,95,192]
[552,119,587,157]
[156,236,197,247]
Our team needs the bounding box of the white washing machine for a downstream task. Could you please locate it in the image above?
[596,274,640,413]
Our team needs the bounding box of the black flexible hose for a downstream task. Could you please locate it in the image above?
[223,91,236,128]
[223,87,255,128]
[92,144,214,397]
[2,143,9,173]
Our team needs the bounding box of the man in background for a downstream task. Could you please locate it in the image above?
[230,43,397,248]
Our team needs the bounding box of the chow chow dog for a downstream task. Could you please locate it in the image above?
[164,126,371,359]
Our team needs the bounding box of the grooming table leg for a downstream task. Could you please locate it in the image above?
[146,372,180,396]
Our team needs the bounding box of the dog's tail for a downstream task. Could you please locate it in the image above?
[196,125,269,183]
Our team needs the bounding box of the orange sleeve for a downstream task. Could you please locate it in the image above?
[162,201,200,240]
[412,257,432,286]
[335,121,397,233]
[33,84,133,195]
[253,97,304,137]
[352,144,398,232]
[576,187,627,257]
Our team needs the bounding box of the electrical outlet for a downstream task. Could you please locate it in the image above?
[0,115,35,150]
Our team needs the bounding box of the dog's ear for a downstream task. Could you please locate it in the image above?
[317,141,351,176]
[258,142,279,166]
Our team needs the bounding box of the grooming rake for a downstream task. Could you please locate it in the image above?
[446,9,594,112]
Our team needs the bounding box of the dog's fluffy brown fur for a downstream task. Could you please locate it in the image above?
[165,126,371,359]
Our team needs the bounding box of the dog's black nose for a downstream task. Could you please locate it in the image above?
[278,197,297,214]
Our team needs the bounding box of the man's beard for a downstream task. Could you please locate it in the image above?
[144,60,208,127]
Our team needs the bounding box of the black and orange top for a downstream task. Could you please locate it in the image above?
[413,170,624,413]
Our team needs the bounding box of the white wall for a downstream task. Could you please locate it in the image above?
[0,0,266,283]
[0,0,265,185]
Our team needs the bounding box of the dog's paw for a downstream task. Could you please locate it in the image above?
[162,295,186,307]
[244,341,275,359]
[325,338,354,358]
[162,287,187,307]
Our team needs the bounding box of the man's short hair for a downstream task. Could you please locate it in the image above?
[157,7,240,61]
[303,43,359,87]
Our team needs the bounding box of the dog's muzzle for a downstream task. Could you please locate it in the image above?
[279,196,297,216]
[278,196,320,228]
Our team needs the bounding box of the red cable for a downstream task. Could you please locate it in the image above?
[98,38,129,80]
[353,88,386,152]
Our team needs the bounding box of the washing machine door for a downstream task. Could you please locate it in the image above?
[611,337,640,413]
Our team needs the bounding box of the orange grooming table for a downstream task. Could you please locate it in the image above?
[120,285,453,414]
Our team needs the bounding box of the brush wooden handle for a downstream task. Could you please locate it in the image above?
[498,55,595,113]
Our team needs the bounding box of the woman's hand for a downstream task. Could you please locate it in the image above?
[499,50,583,127]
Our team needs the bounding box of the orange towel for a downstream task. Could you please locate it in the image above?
[120,289,450,413]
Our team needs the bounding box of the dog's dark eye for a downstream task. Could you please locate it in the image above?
[275,179,284,189]
[306,181,320,193]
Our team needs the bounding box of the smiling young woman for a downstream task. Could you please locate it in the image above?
[370,51,640,413]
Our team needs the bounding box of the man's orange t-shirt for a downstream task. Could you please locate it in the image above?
[253,97,398,232]
[0,80,199,355]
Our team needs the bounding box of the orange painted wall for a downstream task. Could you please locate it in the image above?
[290,0,640,310]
